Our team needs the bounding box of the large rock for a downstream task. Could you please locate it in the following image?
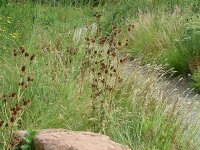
[16,129,130,150]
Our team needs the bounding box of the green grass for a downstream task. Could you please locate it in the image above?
[125,5,200,89]
[0,1,200,150]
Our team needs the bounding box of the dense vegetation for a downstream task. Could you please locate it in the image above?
[0,0,200,149]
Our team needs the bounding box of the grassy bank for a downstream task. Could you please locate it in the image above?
[0,1,200,150]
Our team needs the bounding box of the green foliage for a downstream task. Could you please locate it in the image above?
[170,18,200,74]
[4,0,106,6]
[0,16,17,50]
[20,130,37,150]
[0,0,7,7]
[0,1,200,150]
[0,3,34,51]
[0,46,35,150]
[127,7,200,75]
[176,25,200,56]
[192,69,200,92]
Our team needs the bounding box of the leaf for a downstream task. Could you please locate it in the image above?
[27,130,37,136]
[88,118,98,122]
[21,144,30,150]
[22,137,31,144]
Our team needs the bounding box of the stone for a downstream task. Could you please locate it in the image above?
[34,129,130,150]
[17,129,130,150]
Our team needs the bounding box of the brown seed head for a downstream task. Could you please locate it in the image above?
[105,70,108,74]
[14,53,17,57]
[30,54,35,61]
[13,110,17,115]
[91,39,95,43]
[24,52,29,57]
[112,52,116,57]
[23,100,28,106]
[85,37,90,41]
[0,120,3,127]
[27,77,31,81]
[21,65,26,72]
[21,81,25,86]
[16,105,20,111]
[10,117,15,123]
[21,48,25,54]
[11,92,16,98]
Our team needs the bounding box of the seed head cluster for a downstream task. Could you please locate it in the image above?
[1,46,35,149]
[80,16,129,132]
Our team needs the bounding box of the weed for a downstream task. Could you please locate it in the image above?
[20,130,37,150]
[0,47,35,150]
[82,21,128,133]
[192,68,200,92]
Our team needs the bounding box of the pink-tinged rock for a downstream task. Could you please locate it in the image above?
[33,129,130,150]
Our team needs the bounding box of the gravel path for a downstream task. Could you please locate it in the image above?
[123,60,200,141]
[124,60,200,100]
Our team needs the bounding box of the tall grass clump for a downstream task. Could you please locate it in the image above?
[79,13,129,133]
[127,8,200,74]
[0,47,35,150]
[107,64,200,149]
[98,0,198,33]
[125,6,200,91]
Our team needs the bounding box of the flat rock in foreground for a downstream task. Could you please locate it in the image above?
[16,129,130,150]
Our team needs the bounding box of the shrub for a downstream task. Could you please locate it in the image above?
[175,24,200,69]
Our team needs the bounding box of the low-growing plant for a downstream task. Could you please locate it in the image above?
[192,68,200,92]
[20,130,37,150]
[175,22,200,72]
